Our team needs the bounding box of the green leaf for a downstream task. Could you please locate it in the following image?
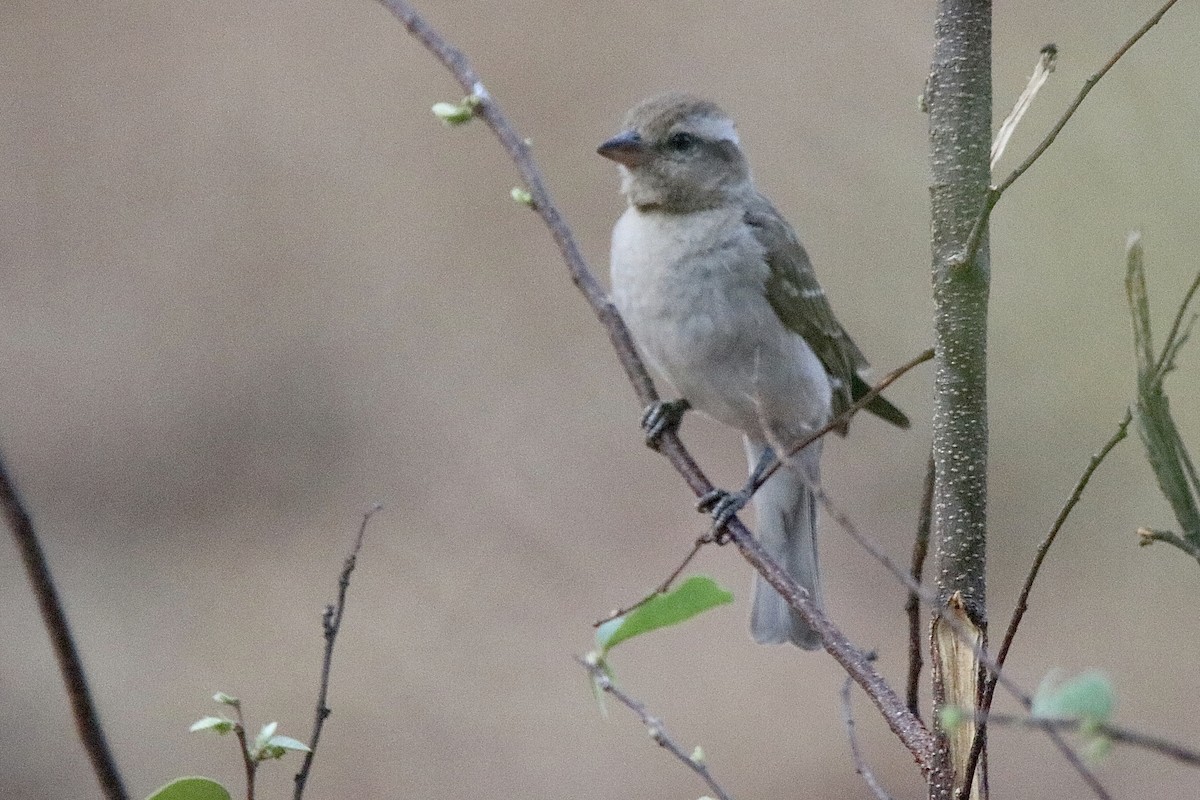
[510,187,535,208]
[145,777,231,800]
[595,576,733,655]
[431,101,474,126]
[212,692,239,707]
[1031,670,1115,728]
[267,734,312,753]
[189,716,235,735]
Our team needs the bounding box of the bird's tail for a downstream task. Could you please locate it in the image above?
[746,438,824,650]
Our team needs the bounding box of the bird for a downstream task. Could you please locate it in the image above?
[599,93,909,649]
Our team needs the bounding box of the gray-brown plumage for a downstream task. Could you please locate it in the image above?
[600,93,907,648]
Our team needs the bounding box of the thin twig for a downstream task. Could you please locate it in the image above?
[1149,270,1200,386]
[579,657,735,800]
[996,413,1131,668]
[293,504,383,800]
[808,482,1112,800]
[0,452,129,800]
[1138,527,1200,561]
[958,412,1131,800]
[959,0,1182,266]
[231,703,257,800]
[906,452,935,719]
[750,348,934,494]
[378,0,943,777]
[593,535,707,627]
[982,711,1200,769]
[841,660,898,800]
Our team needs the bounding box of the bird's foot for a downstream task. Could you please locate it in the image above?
[697,488,751,544]
[640,399,690,449]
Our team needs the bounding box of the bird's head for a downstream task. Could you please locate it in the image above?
[598,93,752,212]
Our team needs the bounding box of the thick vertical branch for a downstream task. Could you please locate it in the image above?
[928,2,991,799]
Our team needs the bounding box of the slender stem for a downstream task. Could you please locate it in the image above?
[982,711,1200,769]
[960,0,1182,267]
[958,412,1130,799]
[996,0,1179,197]
[1,453,128,800]
[580,658,735,800]
[812,480,1110,799]
[750,348,934,494]
[293,505,382,799]
[1150,269,1200,385]
[999,414,1130,663]
[906,453,935,718]
[594,535,707,627]
[232,704,257,800]
[841,667,898,800]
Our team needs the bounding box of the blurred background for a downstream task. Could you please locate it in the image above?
[3,2,1199,798]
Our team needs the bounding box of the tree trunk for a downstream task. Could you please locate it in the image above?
[927,1,992,798]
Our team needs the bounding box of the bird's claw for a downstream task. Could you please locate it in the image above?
[697,488,751,543]
[640,399,690,449]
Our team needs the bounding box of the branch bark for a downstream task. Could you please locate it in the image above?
[927,2,992,798]
[1,453,128,800]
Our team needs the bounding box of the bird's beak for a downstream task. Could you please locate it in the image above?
[597,130,648,168]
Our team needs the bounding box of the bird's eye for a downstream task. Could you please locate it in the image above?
[665,131,699,152]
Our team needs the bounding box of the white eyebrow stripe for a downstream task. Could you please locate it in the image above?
[684,115,739,145]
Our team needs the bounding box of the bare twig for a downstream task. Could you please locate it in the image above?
[809,483,1111,800]
[960,0,1182,267]
[982,711,1200,769]
[593,535,707,627]
[957,413,1131,800]
[1,453,128,800]
[231,703,258,800]
[750,348,934,494]
[841,660,898,800]
[906,452,935,719]
[1138,527,1200,561]
[293,504,383,800]
[1148,269,1200,387]
[996,413,1131,668]
[718,495,941,772]
[579,657,735,800]
[378,0,943,776]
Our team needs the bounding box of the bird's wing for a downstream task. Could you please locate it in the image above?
[744,195,863,412]
[745,194,909,429]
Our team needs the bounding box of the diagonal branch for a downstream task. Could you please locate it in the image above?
[293,505,383,800]
[749,348,933,494]
[958,412,1131,798]
[1,452,129,800]
[579,657,735,800]
[376,0,943,776]
[982,711,1200,770]
[809,481,1110,800]
[959,0,1182,267]
[841,662,898,800]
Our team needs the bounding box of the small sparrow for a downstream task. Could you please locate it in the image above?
[599,93,908,649]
